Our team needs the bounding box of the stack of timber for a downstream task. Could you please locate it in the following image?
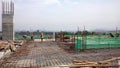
[72,57,120,67]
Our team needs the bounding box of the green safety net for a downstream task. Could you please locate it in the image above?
[75,38,82,50]
[74,35,120,49]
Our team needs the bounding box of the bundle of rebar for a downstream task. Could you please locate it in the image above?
[2,0,14,14]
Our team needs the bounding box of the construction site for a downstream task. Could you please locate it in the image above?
[0,0,120,68]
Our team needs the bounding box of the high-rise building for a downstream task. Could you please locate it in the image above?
[2,0,14,40]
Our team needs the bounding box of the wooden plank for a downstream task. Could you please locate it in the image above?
[118,60,120,68]
[73,60,97,64]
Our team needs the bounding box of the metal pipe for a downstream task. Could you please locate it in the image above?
[5,1,8,14]
[2,1,4,14]
[7,1,10,14]
[116,27,118,34]
[10,0,12,14]
[5,1,7,14]
[11,0,14,14]
[12,2,14,14]
[8,1,10,14]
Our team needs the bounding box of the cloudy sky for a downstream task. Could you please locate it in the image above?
[0,0,120,31]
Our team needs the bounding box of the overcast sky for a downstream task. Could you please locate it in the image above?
[0,0,120,31]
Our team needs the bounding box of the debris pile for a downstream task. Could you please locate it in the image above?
[0,40,25,59]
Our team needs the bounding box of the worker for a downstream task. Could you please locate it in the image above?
[31,32,34,40]
[116,33,119,37]
[40,32,44,42]
[109,33,114,37]
[23,35,27,40]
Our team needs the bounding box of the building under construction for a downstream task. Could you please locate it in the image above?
[0,0,120,68]
[2,0,14,40]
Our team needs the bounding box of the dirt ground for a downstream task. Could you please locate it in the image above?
[0,41,120,68]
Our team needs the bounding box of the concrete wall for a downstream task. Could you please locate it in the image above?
[2,14,14,40]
